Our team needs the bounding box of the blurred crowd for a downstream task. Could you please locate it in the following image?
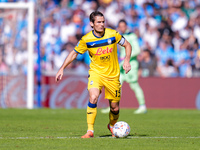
[0,0,200,77]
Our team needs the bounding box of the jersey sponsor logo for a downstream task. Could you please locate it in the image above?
[100,55,110,62]
[95,47,113,55]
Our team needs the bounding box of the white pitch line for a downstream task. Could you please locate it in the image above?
[99,136,200,139]
[0,136,200,139]
[127,137,200,139]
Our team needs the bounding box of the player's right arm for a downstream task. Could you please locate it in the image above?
[55,50,78,82]
[56,37,87,82]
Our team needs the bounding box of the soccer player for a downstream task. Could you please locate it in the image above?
[55,11,132,138]
[101,20,147,114]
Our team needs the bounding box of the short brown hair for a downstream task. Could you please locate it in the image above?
[89,11,104,23]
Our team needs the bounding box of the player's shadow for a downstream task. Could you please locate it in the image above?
[99,134,112,138]
[99,133,148,138]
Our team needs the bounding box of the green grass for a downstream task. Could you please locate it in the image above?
[0,109,200,150]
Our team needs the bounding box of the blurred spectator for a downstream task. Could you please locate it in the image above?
[53,42,74,70]
[172,31,184,52]
[171,10,188,32]
[60,17,76,44]
[158,21,173,40]
[156,40,174,66]
[138,49,157,77]
[41,17,60,46]
[188,48,198,72]
[142,22,159,51]
[134,28,145,49]
[181,1,195,19]
[184,31,199,51]
[157,59,178,78]
[172,44,191,77]
[103,0,125,28]
[193,15,200,44]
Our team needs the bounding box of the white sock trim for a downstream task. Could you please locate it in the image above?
[87,130,94,133]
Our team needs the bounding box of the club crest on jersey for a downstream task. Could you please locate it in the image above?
[95,47,113,55]
[107,39,112,45]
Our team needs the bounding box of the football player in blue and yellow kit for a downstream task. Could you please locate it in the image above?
[55,11,132,138]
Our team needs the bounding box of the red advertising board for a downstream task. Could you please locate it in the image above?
[0,75,200,109]
[120,78,200,109]
[40,75,108,108]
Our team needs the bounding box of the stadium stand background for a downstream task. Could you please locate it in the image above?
[0,0,200,78]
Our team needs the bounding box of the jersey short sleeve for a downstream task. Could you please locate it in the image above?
[115,31,125,46]
[74,38,87,54]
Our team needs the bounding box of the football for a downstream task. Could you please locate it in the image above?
[113,121,131,138]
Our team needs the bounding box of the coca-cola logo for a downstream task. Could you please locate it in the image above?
[0,76,108,108]
[50,77,89,108]
[49,76,109,108]
[0,77,27,108]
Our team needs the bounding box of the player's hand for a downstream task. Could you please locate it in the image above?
[123,60,131,74]
[55,68,64,82]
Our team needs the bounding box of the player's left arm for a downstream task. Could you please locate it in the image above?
[116,30,132,73]
[121,39,132,74]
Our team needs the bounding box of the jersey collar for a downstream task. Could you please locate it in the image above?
[92,29,105,38]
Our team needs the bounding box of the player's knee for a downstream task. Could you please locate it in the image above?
[110,107,119,113]
[89,94,98,104]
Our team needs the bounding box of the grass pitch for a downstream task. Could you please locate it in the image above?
[0,108,200,150]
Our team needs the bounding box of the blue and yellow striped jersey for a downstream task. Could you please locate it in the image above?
[74,28,124,79]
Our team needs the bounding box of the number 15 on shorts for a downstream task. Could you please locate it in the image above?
[115,89,121,97]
